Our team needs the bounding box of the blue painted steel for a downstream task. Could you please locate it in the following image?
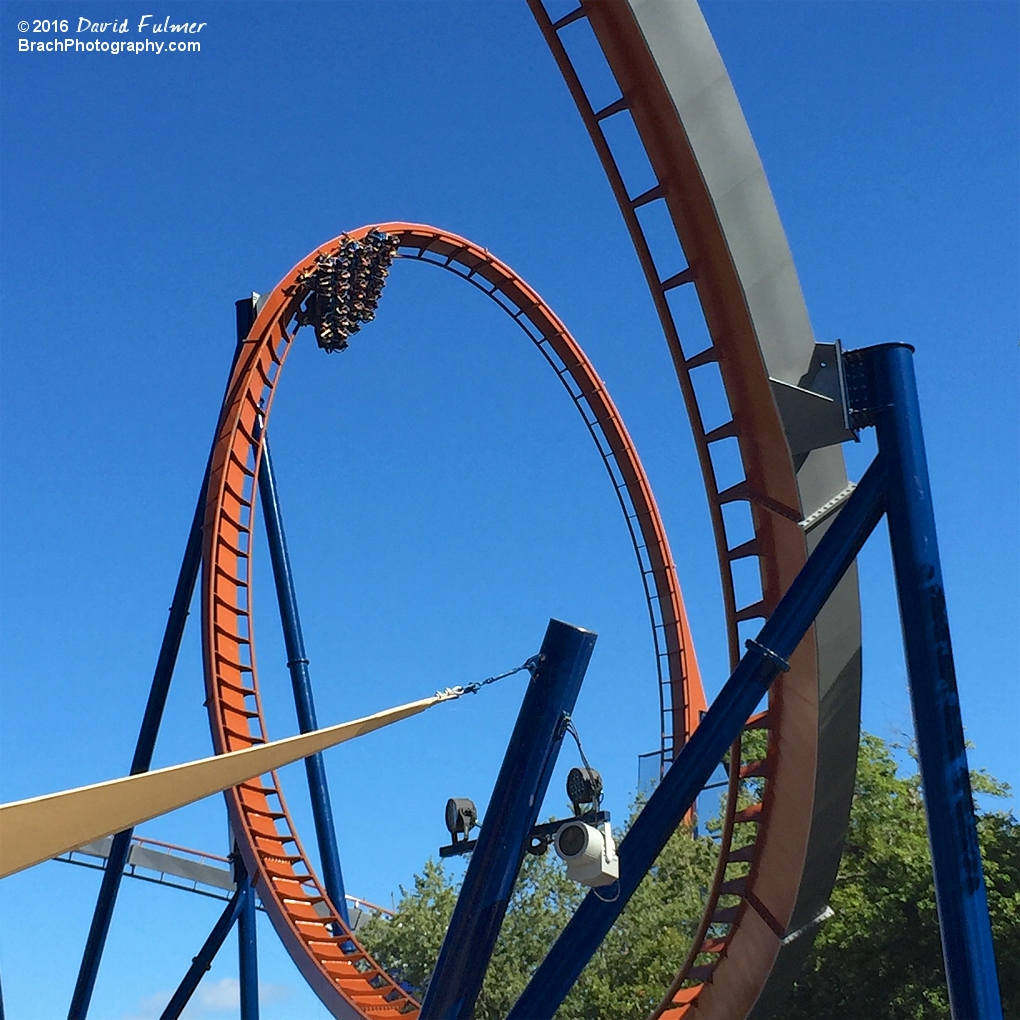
[235,854,260,1020]
[509,460,887,1018]
[68,469,211,1020]
[421,619,598,1020]
[159,875,251,1020]
[257,432,349,927]
[69,321,250,1019]
[870,343,1003,1019]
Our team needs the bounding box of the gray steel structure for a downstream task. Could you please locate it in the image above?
[531,1,863,1014]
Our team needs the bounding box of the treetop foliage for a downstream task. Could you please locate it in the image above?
[359,733,1018,1019]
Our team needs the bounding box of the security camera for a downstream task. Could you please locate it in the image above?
[553,820,619,887]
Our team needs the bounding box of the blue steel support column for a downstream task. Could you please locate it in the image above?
[159,874,251,1020]
[421,619,597,1020]
[235,851,260,1020]
[868,343,1002,1019]
[509,458,888,1019]
[69,465,211,1020]
[256,432,349,926]
[68,309,250,1019]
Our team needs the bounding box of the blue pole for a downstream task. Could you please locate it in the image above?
[421,619,597,1020]
[159,873,251,1020]
[256,432,349,927]
[509,458,887,1018]
[235,853,260,1020]
[868,343,1002,1019]
[68,312,250,1019]
[68,468,211,1020]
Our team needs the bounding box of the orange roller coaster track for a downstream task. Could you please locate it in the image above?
[528,3,863,1016]
[202,223,708,1018]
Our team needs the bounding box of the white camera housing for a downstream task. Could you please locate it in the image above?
[553,820,619,887]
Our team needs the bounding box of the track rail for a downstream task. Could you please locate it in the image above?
[530,3,863,1016]
[201,224,707,1018]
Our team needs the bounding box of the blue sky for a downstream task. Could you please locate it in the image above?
[1,3,1016,1018]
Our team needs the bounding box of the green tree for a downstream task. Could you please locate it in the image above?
[784,734,1019,1019]
[359,734,1019,1019]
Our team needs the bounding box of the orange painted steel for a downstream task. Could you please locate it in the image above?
[529,3,857,1017]
[201,223,707,1018]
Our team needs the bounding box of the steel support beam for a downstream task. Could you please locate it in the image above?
[159,871,251,1020]
[68,315,249,1019]
[256,431,349,926]
[236,853,259,1020]
[509,460,887,1018]
[868,343,1002,1019]
[421,619,597,1020]
[68,469,211,1020]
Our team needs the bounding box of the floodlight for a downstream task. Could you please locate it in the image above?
[445,798,477,839]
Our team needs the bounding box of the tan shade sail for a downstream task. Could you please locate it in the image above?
[0,694,448,878]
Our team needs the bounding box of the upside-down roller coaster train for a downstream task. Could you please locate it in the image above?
[1,3,1004,1019]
